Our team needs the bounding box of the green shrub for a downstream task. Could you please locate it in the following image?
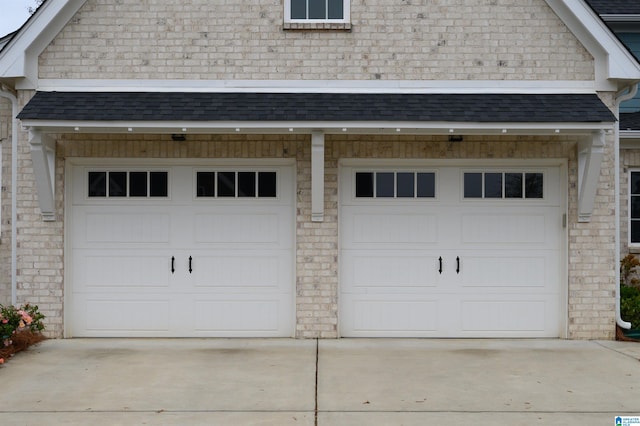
[621,285,640,329]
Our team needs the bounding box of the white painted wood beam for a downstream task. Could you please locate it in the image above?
[311,131,325,222]
[29,129,56,221]
[577,130,605,222]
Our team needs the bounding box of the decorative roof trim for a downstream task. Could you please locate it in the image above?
[546,0,640,89]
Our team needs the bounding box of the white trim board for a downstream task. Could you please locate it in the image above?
[35,79,598,94]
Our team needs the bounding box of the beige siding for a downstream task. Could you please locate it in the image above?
[38,0,594,81]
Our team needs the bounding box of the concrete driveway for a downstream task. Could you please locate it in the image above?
[0,339,639,425]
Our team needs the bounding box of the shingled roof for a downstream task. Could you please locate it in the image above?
[585,0,640,15]
[17,92,616,123]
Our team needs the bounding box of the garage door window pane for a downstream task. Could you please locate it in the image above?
[197,172,215,197]
[525,173,543,199]
[238,172,256,197]
[464,173,483,198]
[505,173,523,198]
[417,173,435,198]
[397,173,414,197]
[258,172,277,197]
[149,172,168,197]
[88,172,107,197]
[129,172,147,197]
[356,173,374,197]
[218,172,236,197]
[485,173,503,198]
[109,172,127,197]
[376,173,394,197]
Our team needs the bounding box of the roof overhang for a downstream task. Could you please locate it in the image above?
[16,91,617,136]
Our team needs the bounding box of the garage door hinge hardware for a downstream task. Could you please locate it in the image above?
[438,257,443,274]
[456,256,460,274]
[171,256,175,274]
[189,256,193,274]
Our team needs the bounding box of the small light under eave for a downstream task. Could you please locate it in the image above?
[235,128,240,132]
[342,128,347,132]
[289,128,294,132]
[449,129,454,133]
[74,127,80,131]
[127,127,133,132]
[555,129,560,133]
[182,128,187,132]
[396,128,401,132]
[502,129,507,133]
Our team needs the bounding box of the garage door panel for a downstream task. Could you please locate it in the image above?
[194,299,282,333]
[460,300,550,333]
[343,296,440,334]
[84,211,171,244]
[193,212,282,245]
[82,299,171,333]
[459,255,548,288]
[77,252,171,288]
[191,252,288,290]
[461,212,548,244]
[343,251,439,288]
[343,209,439,248]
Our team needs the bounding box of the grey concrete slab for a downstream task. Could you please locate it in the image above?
[319,412,628,426]
[2,338,640,425]
[0,338,316,414]
[317,339,640,416]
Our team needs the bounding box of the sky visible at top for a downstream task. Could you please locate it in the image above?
[1,0,36,38]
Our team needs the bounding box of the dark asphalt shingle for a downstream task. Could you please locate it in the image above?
[586,0,640,15]
[17,92,616,123]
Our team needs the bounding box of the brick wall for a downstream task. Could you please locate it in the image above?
[38,0,594,81]
[7,132,606,339]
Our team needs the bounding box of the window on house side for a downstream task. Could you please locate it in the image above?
[630,171,640,244]
[285,0,350,23]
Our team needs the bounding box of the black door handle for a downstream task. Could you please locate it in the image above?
[438,257,443,274]
[171,256,175,274]
[189,256,193,274]
[456,256,460,274]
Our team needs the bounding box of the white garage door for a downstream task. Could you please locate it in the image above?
[340,162,565,338]
[68,162,294,337]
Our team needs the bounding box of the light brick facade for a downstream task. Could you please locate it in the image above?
[0,0,624,339]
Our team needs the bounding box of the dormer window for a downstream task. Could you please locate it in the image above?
[284,0,350,25]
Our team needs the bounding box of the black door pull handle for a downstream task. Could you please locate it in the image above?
[189,256,193,274]
[438,256,443,274]
[171,256,175,274]
[456,256,460,274]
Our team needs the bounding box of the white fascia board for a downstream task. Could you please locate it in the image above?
[20,119,614,136]
[36,79,598,94]
[601,15,640,23]
[0,0,87,88]
[546,0,640,89]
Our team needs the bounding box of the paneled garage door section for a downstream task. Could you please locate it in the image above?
[340,164,565,338]
[70,164,294,337]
